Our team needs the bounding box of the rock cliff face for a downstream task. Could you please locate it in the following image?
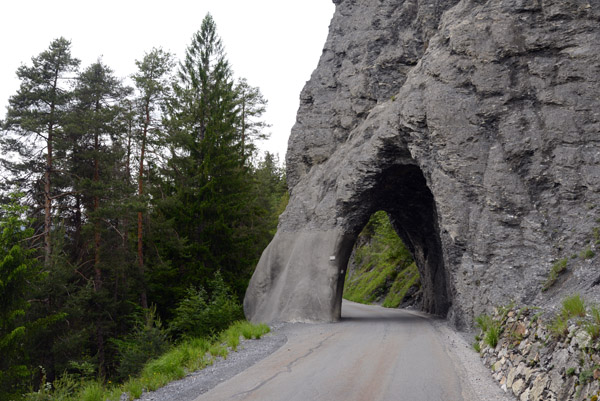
[245,0,600,327]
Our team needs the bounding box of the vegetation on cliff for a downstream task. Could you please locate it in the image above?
[343,211,421,308]
[474,295,600,400]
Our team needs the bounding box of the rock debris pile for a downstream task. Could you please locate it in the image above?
[477,306,600,401]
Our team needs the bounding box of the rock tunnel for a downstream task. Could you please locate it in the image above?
[244,137,452,323]
[245,0,600,325]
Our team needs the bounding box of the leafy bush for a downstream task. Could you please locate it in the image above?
[168,272,243,339]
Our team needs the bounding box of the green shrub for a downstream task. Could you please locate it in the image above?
[168,272,244,339]
[112,305,169,380]
[579,369,594,384]
[473,341,481,353]
[123,379,143,399]
[79,382,104,401]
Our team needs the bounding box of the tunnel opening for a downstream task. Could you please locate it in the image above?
[339,163,450,317]
[343,210,422,308]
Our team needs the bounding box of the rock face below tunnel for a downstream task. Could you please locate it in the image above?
[245,0,600,326]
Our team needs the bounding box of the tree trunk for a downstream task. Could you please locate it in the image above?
[137,100,150,310]
[44,127,52,267]
[92,101,105,377]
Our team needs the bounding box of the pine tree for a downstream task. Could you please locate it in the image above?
[235,78,269,160]
[68,60,132,377]
[1,38,80,267]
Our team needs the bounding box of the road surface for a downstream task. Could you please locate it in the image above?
[191,301,511,401]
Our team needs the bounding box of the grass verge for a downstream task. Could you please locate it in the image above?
[25,321,270,401]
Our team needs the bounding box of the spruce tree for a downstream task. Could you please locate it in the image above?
[155,13,268,303]
[0,196,45,398]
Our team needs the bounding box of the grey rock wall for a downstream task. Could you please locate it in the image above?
[245,0,600,327]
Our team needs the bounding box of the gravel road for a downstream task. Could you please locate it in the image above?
[135,301,514,401]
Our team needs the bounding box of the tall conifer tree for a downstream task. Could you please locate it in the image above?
[1,38,79,266]
[132,48,174,309]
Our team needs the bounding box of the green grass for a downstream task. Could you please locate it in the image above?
[484,324,501,348]
[23,321,270,401]
[585,305,600,340]
[473,313,502,349]
[580,248,595,260]
[542,258,568,291]
[549,314,569,338]
[549,294,587,339]
[475,314,494,333]
[562,293,586,318]
[382,263,420,308]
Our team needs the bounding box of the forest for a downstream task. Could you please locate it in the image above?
[0,14,287,399]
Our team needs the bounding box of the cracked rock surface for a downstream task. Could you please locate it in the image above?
[245,0,600,327]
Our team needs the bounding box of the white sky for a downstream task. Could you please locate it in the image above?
[0,0,335,160]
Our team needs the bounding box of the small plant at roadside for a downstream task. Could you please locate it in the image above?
[549,294,588,339]
[474,312,503,349]
[485,324,501,348]
[562,294,586,319]
[473,341,481,352]
[475,314,494,333]
[566,367,577,376]
[584,305,600,340]
[579,368,594,385]
[580,248,595,260]
[543,258,568,291]
[549,314,569,338]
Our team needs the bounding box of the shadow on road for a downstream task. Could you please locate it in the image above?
[340,313,427,324]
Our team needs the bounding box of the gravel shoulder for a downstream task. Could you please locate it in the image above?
[135,323,288,401]
[428,314,516,401]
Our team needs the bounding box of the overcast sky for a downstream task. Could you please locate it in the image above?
[0,0,335,160]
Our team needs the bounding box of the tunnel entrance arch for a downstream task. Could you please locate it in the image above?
[335,163,450,318]
[244,144,452,323]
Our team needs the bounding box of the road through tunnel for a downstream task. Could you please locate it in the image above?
[338,163,451,318]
